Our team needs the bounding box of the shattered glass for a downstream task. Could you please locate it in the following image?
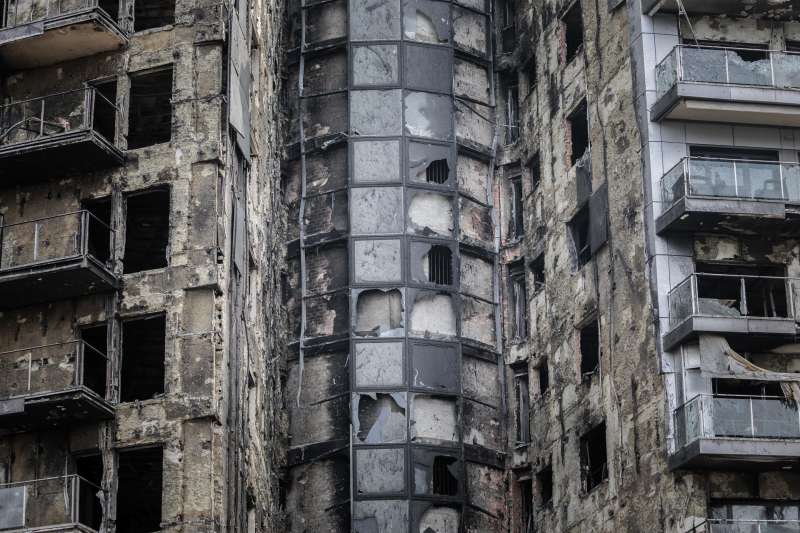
[409,142,452,185]
[773,52,800,88]
[412,449,461,496]
[726,48,771,86]
[353,392,408,443]
[681,46,726,84]
[412,502,461,533]
[354,288,405,337]
[408,290,457,338]
[407,191,454,236]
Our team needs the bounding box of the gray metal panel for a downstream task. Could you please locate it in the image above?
[0,486,25,529]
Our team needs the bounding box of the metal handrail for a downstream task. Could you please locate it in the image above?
[0,339,109,361]
[0,209,114,233]
[0,86,118,113]
[685,518,800,532]
[0,474,102,493]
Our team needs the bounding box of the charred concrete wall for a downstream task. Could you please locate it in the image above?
[0,0,286,531]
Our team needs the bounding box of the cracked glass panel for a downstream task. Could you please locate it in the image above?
[356,448,406,494]
[350,0,401,41]
[410,342,459,391]
[351,187,403,234]
[354,500,409,533]
[412,502,461,533]
[305,0,347,44]
[453,7,487,56]
[353,392,408,443]
[352,90,403,136]
[681,46,726,84]
[774,52,800,88]
[412,449,461,496]
[354,239,403,283]
[353,140,401,184]
[410,394,458,444]
[355,341,405,387]
[354,44,400,86]
[409,291,457,338]
[408,191,453,236]
[354,288,404,337]
[403,0,450,43]
[405,92,453,140]
[409,141,452,185]
[404,45,452,93]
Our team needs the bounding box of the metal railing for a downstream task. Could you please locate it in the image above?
[0,210,114,271]
[0,340,108,401]
[656,45,800,98]
[0,87,119,149]
[1,0,113,29]
[674,394,800,449]
[0,475,103,532]
[685,519,800,532]
[661,157,800,206]
[667,273,800,328]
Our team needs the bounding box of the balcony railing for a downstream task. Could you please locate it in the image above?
[656,45,800,98]
[662,157,800,207]
[686,519,800,533]
[0,475,103,532]
[668,273,800,328]
[0,87,120,151]
[1,0,116,29]
[0,340,108,401]
[0,210,114,272]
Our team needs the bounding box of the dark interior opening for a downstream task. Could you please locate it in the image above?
[121,315,166,402]
[503,72,520,144]
[134,0,176,31]
[579,319,599,376]
[509,261,528,340]
[528,154,541,192]
[432,456,459,496]
[427,245,453,285]
[513,362,530,443]
[580,422,607,492]
[98,0,119,20]
[562,1,584,63]
[124,188,170,274]
[567,99,589,166]
[80,324,108,398]
[713,378,782,397]
[426,159,449,184]
[695,262,788,318]
[128,68,173,149]
[530,254,545,291]
[524,55,536,93]
[787,41,800,53]
[538,358,549,395]
[518,476,533,529]
[75,453,104,531]
[537,465,553,507]
[117,447,163,533]
[91,79,117,142]
[689,146,779,161]
[511,177,524,238]
[82,197,112,264]
[569,205,590,267]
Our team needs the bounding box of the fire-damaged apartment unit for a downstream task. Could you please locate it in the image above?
[0,0,286,532]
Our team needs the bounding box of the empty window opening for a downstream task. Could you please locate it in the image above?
[568,204,590,267]
[537,358,549,396]
[567,99,589,166]
[528,155,541,192]
[128,68,173,149]
[426,159,449,184]
[503,73,520,144]
[530,254,545,292]
[515,473,533,533]
[689,145,779,161]
[513,362,530,444]
[537,465,553,507]
[91,79,117,142]
[80,324,108,398]
[501,0,516,53]
[75,453,103,531]
[510,176,524,239]
[695,262,788,319]
[562,2,584,63]
[712,378,782,398]
[787,41,800,53]
[509,261,528,341]
[82,197,113,264]
[524,56,536,93]
[121,315,166,402]
[426,245,453,285]
[355,289,404,337]
[124,188,170,274]
[580,422,607,492]
[117,447,163,533]
[134,0,176,31]
[432,456,459,496]
[579,319,600,376]
[97,0,120,19]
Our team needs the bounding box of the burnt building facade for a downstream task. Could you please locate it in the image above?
[0,0,286,532]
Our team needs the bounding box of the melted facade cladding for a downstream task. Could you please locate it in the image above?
[284,0,505,530]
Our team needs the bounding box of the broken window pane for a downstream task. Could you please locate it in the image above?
[404,45,452,93]
[410,394,458,444]
[356,448,405,494]
[350,0,401,41]
[353,140,401,183]
[353,392,407,443]
[305,0,347,44]
[354,500,409,533]
[409,290,457,338]
[355,341,405,387]
[412,502,461,533]
[403,0,450,43]
[404,92,452,140]
[580,422,608,491]
[410,242,454,286]
[410,341,459,391]
[354,239,403,283]
[453,7,487,56]
[352,90,403,136]
[409,142,451,185]
[135,0,175,31]
[353,45,400,86]
[117,447,163,533]
[354,288,404,337]
[413,449,461,496]
[408,192,454,236]
[351,187,403,234]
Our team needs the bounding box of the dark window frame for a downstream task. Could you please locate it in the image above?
[509,260,528,341]
[512,362,530,445]
[580,422,608,493]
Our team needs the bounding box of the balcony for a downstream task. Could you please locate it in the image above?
[0,475,104,532]
[0,340,113,434]
[644,0,800,19]
[671,394,800,470]
[654,45,800,127]
[657,157,800,235]
[684,519,800,532]
[0,87,124,178]
[664,273,799,350]
[0,210,118,308]
[0,0,126,70]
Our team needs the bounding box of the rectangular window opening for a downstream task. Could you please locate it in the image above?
[567,99,588,167]
[134,0,176,32]
[426,159,450,184]
[98,0,120,20]
[80,324,108,398]
[580,422,607,492]
[515,472,533,533]
[427,245,453,285]
[121,314,166,402]
[117,447,163,533]
[568,205,590,267]
[530,254,545,293]
[528,154,541,193]
[501,0,516,53]
[123,187,170,274]
[562,1,584,63]
[512,362,530,444]
[128,67,173,149]
[504,73,520,144]
[91,79,118,143]
[432,456,459,496]
[579,319,599,376]
[537,357,549,397]
[537,465,553,508]
[509,261,528,341]
[75,453,104,531]
[524,56,536,94]
[510,176,524,239]
[82,196,113,264]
